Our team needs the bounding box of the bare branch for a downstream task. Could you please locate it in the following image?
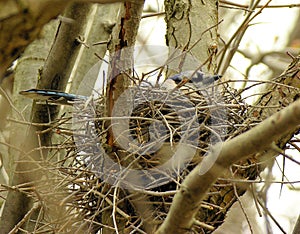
[0,0,143,80]
[156,98,300,233]
[220,0,300,10]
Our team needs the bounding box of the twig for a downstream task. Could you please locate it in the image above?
[113,185,120,234]
[8,203,41,234]
[156,97,300,234]
[220,1,300,9]
[257,196,287,234]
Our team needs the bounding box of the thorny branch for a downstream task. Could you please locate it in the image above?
[156,84,300,234]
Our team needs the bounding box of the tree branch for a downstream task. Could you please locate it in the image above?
[156,98,300,233]
[0,2,122,232]
[292,214,300,234]
[0,0,143,80]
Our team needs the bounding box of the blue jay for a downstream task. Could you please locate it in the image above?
[19,71,221,104]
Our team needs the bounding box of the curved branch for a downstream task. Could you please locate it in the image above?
[156,97,300,233]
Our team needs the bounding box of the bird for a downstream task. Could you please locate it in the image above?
[19,71,221,104]
[19,88,88,105]
[169,70,221,86]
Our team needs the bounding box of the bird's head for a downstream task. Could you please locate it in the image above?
[169,71,222,86]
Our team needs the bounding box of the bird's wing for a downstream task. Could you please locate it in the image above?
[19,89,88,105]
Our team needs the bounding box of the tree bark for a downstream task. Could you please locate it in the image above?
[0,21,57,234]
[164,0,219,73]
[100,1,146,232]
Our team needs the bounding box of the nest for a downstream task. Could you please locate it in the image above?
[53,81,263,233]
